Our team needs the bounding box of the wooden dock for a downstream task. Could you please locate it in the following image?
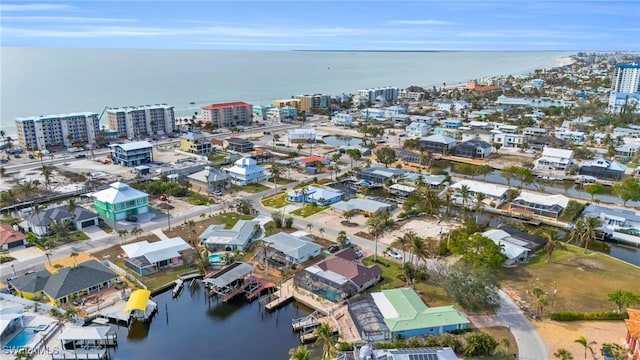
[245,278,275,302]
[265,292,294,311]
[172,279,184,297]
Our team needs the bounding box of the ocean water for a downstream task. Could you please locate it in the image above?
[0,48,571,134]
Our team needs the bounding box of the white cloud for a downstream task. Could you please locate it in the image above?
[0,3,73,12]
[2,16,137,23]
[193,41,310,47]
[388,19,455,26]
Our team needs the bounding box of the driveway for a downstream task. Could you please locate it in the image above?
[496,290,547,360]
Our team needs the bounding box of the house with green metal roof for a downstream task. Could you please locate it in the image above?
[371,288,469,338]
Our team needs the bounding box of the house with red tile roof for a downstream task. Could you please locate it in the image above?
[626,308,640,359]
[0,223,27,250]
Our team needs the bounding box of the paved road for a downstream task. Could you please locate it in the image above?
[496,291,548,360]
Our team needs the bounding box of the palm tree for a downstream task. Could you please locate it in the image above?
[66,198,77,212]
[0,167,6,178]
[443,189,454,218]
[543,229,559,263]
[391,233,411,262]
[288,345,312,360]
[40,165,53,192]
[44,251,53,266]
[319,228,325,240]
[474,192,485,223]
[581,216,603,253]
[366,214,387,262]
[553,348,574,360]
[459,184,470,208]
[117,229,129,243]
[574,336,596,360]
[306,223,313,234]
[130,226,143,239]
[409,235,429,267]
[314,322,337,360]
[50,220,72,245]
[270,162,285,192]
[336,230,348,248]
[69,252,79,267]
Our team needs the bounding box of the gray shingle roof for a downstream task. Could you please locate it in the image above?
[41,260,118,300]
[72,207,98,222]
[26,207,72,227]
[8,271,51,293]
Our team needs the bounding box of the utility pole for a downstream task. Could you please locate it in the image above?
[167,209,171,231]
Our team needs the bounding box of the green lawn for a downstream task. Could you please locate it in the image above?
[268,177,295,185]
[215,213,255,228]
[242,183,270,193]
[261,193,289,208]
[140,265,198,291]
[290,204,329,217]
[98,222,113,233]
[69,232,89,241]
[498,243,640,313]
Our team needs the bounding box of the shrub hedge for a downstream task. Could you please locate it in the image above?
[550,311,628,321]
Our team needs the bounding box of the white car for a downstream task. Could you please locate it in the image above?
[386,249,403,260]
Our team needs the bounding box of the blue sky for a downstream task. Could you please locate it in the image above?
[1,1,639,50]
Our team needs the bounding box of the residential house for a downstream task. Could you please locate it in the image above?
[581,204,640,244]
[419,134,457,155]
[435,100,469,114]
[467,121,490,130]
[389,184,417,197]
[223,157,267,185]
[616,142,640,160]
[294,248,382,302]
[555,129,586,143]
[199,220,260,252]
[405,122,431,138]
[579,158,627,181]
[450,179,508,207]
[297,156,330,168]
[413,116,438,125]
[441,119,463,129]
[287,186,343,206]
[92,182,149,221]
[225,138,254,152]
[451,139,492,159]
[262,232,322,266]
[510,192,570,220]
[461,128,493,144]
[109,141,153,167]
[331,197,395,217]
[332,113,353,127]
[25,207,99,237]
[481,229,531,265]
[187,166,229,193]
[530,135,568,151]
[359,108,385,120]
[253,105,275,120]
[121,237,193,275]
[288,128,316,143]
[179,132,212,156]
[362,347,457,360]
[496,95,576,108]
[534,147,574,172]
[493,132,525,148]
[384,105,407,118]
[625,308,640,360]
[522,127,548,138]
[496,124,519,133]
[9,259,118,306]
[358,167,405,185]
[433,127,460,139]
[0,224,27,250]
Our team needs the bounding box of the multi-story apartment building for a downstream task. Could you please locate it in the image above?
[295,94,330,112]
[272,99,302,112]
[398,89,424,102]
[357,86,399,105]
[201,102,252,128]
[15,112,99,150]
[609,63,640,113]
[267,106,297,122]
[107,104,175,139]
[180,132,212,156]
[109,141,153,167]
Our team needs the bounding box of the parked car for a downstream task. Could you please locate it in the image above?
[328,245,340,253]
[28,154,35,159]
[386,249,403,260]
[75,154,86,159]
[212,190,223,196]
[354,249,364,258]
[125,215,138,222]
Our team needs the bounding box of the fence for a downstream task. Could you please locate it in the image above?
[103,260,147,290]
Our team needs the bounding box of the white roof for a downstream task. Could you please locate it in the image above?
[16,112,98,121]
[224,157,265,176]
[390,184,416,193]
[92,182,148,204]
[542,147,573,159]
[110,141,153,151]
[288,128,316,135]
[515,191,570,208]
[371,291,399,319]
[60,326,111,341]
[482,229,529,247]
[450,179,508,198]
[305,265,349,285]
[263,233,322,261]
[121,237,192,264]
[331,198,392,213]
[481,229,531,260]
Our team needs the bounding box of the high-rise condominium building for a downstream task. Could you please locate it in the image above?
[201,102,252,128]
[357,86,399,105]
[295,94,330,112]
[15,112,99,150]
[107,104,175,139]
[609,63,640,113]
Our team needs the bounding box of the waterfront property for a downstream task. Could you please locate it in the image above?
[273,98,302,112]
[223,157,267,185]
[109,141,153,167]
[198,219,260,252]
[389,183,417,197]
[358,86,399,105]
[9,259,118,306]
[626,308,640,360]
[15,112,100,150]
[357,167,406,185]
[0,223,27,250]
[578,158,627,181]
[297,155,330,168]
[121,237,193,275]
[360,108,386,120]
[419,134,457,155]
[59,326,117,353]
[287,186,343,206]
[616,142,640,160]
[451,139,492,159]
[496,95,576,109]
[510,191,570,220]
[262,232,322,267]
[295,94,330,112]
[92,182,149,221]
[356,346,458,360]
[24,206,99,237]
[288,128,317,143]
[187,166,229,193]
[581,204,640,246]
[405,122,431,138]
[450,179,508,207]
[107,104,175,138]
[179,132,212,156]
[332,113,353,127]
[267,106,298,122]
[482,229,531,265]
[495,225,547,251]
[201,102,252,128]
[461,128,493,144]
[534,147,574,172]
[294,248,382,302]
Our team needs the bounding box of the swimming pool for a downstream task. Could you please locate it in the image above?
[209,254,224,264]
[4,327,37,348]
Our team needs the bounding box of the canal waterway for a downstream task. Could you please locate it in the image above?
[323,135,362,147]
[107,284,313,359]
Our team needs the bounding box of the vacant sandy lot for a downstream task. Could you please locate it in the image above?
[379,218,461,246]
[534,320,627,359]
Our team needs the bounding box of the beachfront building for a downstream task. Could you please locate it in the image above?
[578,158,627,181]
[106,104,174,139]
[625,308,640,360]
[24,207,99,237]
[262,232,322,267]
[15,112,100,150]
[201,102,252,128]
[0,223,27,250]
[534,147,574,172]
[199,219,260,252]
[179,132,212,156]
[450,179,508,207]
[405,122,431,138]
[398,89,424,102]
[609,63,640,113]
[496,95,576,109]
[294,248,381,302]
[510,192,570,220]
[288,128,316,143]
[332,113,353,127]
[109,141,153,167]
[295,94,330,112]
[357,86,399,105]
[451,139,492,159]
[287,186,343,206]
[121,237,193,275]
[273,98,302,112]
[187,167,229,193]
[253,105,275,120]
[223,157,267,185]
[332,197,395,217]
[267,106,298,123]
[8,259,118,306]
[418,134,457,155]
[92,182,149,221]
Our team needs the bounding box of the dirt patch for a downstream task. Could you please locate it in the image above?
[534,320,627,359]
[340,221,358,227]
[355,231,373,240]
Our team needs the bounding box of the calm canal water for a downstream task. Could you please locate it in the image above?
[106,283,312,359]
[323,135,362,147]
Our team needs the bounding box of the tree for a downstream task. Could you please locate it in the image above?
[600,343,626,360]
[409,235,430,267]
[568,216,603,253]
[391,232,411,263]
[314,322,337,360]
[542,229,559,263]
[459,184,470,208]
[14,348,34,360]
[70,252,79,267]
[130,226,143,239]
[375,147,396,168]
[474,192,485,223]
[462,233,505,268]
[563,200,585,222]
[40,165,53,192]
[50,220,72,245]
[612,178,640,206]
[463,331,498,357]
[366,213,387,262]
[574,335,596,360]
[607,290,640,313]
[500,166,518,187]
[288,345,312,360]
[554,348,574,360]
[306,223,313,234]
[319,228,325,240]
[270,162,285,192]
[117,229,129,243]
[337,231,348,248]
[583,183,605,201]
[66,198,77,212]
